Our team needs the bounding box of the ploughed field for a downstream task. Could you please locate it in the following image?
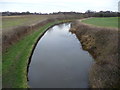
[81,17,119,28]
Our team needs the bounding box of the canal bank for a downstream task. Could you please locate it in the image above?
[70,20,119,88]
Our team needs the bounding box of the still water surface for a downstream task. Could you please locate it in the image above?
[28,23,93,88]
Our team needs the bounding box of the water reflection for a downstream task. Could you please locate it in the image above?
[28,23,93,88]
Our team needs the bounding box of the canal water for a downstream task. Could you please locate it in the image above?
[28,23,93,88]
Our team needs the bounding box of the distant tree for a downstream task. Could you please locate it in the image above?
[85,10,95,17]
[26,11,30,14]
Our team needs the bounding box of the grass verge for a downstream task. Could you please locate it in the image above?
[2,21,62,88]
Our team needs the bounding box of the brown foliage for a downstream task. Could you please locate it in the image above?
[70,21,119,88]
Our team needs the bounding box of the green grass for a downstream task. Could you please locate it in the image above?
[82,17,119,28]
[2,21,58,88]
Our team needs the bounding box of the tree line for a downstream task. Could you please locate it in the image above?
[85,10,119,17]
[1,10,119,17]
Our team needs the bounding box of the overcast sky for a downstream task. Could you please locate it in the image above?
[0,0,119,13]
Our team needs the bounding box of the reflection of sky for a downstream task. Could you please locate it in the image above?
[28,23,93,88]
[0,0,119,13]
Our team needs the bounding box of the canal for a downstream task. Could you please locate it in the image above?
[28,23,93,88]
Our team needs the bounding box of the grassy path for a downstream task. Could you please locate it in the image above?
[3,21,59,88]
[81,17,118,28]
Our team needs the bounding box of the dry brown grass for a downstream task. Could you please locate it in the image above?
[70,21,119,88]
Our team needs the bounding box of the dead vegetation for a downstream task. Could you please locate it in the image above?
[70,20,120,88]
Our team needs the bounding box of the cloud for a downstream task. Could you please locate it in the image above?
[0,0,119,13]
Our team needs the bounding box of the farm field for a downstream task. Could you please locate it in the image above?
[81,17,119,28]
[2,15,60,29]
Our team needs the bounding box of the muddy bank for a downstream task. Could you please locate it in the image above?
[70,20,120,88]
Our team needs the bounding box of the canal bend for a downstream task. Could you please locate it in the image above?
[28,23,93,88]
